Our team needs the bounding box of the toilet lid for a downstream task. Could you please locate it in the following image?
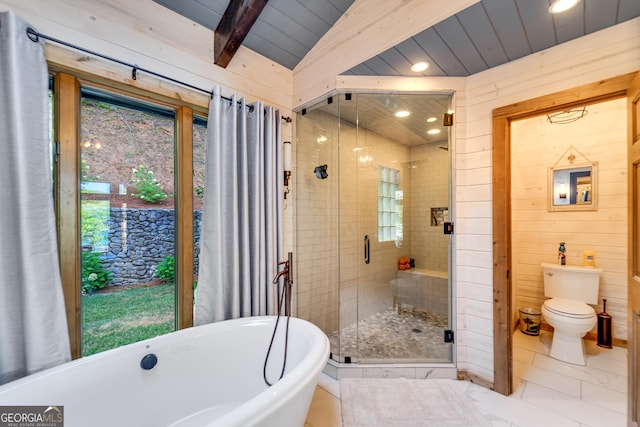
[544,298,594,318]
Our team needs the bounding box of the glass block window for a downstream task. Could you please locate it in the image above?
[378,166,402,242]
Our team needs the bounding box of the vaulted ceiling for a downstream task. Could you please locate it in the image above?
[153,0,640,77]
[151,0,638,146]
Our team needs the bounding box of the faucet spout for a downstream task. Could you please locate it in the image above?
[272,266,289,284]
[273,252,293,285]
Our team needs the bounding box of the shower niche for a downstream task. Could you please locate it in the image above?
[295,92,453,366]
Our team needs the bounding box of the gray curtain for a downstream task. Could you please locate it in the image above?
[195,86,283,324]
[0,11,71,385]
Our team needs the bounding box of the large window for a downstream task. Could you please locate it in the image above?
[53,72,199,358]
[79,89,176,355]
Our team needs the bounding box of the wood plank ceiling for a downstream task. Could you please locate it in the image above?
[152,0,638,146]
[153,0,640,76]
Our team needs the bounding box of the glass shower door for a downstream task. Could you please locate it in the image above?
[352,93,453,363]
[294,96,342,360]
[295,92,453,364]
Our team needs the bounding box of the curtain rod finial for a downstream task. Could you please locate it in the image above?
[26,27,39,42]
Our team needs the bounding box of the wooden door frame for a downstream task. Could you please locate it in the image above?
[627,72,640,427]
[492,72,637,395]
[54,72,82,359]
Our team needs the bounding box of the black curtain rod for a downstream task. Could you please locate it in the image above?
[26,27,292,123]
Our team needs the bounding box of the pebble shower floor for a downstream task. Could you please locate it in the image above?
[327,307,451,363]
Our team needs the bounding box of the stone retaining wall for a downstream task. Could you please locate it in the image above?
[98,208,201,285]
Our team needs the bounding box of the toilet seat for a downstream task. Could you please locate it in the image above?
[543,298,594,319]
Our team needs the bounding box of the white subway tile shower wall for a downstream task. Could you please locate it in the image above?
[408,143,450,272]
[338,124,410,329]
[296,109,340,334]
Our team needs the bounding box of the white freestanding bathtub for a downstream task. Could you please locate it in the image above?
[0,316,330,427]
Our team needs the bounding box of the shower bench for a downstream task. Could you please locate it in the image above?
[390,268,448,315]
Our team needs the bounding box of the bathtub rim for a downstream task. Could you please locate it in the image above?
[202,315,330,426]
[0,315,330,427]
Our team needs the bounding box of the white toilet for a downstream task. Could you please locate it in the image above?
[540,262,602,365]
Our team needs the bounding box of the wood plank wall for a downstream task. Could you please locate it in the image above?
[1,0,639,386]
[0,0,293,112]
[466,20,640,384]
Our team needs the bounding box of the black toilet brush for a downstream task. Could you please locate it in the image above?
[597,299,612,349]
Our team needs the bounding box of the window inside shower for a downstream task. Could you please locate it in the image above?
[295,92,453,364]
[378,166,402,243]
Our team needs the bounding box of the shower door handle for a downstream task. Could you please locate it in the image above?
[364,235,370,264]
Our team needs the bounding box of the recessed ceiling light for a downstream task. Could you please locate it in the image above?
[426,117,437,123]
[427,129,441,135]
[410,62,429,72]
[395,110,410,118]
[548,0,581,14]
[317,135,327,143]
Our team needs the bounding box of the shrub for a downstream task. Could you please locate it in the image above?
[131,165,168,204]
[82,251,112,294]
[155,255,175,284]
[194,185,205,199]
[194,173,205,199]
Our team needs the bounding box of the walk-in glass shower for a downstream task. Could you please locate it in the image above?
[296,92,453,364]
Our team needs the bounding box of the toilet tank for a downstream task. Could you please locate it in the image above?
[540,263,602,304]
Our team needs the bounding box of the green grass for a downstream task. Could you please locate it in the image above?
[82,284,175,356]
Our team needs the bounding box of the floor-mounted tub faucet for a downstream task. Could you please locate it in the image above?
[265,252,295,386]
[273,252,294,316]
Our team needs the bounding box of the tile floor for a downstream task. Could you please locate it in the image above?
[305,330,628,426]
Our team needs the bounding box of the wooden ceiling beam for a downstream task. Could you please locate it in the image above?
[214,0,269,68]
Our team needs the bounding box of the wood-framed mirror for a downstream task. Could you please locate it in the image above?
[548,162,598,212]
[548,147,598,212]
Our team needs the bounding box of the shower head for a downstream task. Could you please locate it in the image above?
[438,146,448,151]
[314,165,328,179]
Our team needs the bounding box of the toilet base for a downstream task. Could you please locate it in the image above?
[549,330,588,366]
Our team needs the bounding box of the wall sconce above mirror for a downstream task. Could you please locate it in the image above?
[548,146,597,212]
